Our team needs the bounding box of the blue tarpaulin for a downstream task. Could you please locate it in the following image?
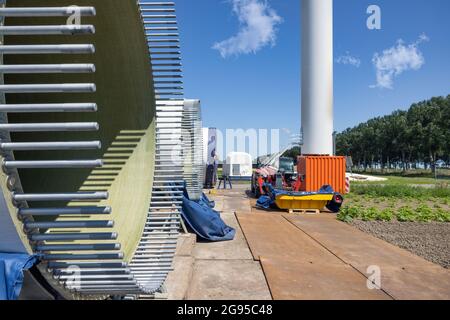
[181,191,236,242]
[256,184,335,210]
[0,253,37,300]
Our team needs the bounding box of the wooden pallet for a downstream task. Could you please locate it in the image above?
[288,208,320,215]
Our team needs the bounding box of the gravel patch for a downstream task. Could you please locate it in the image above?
[351,220,450,269]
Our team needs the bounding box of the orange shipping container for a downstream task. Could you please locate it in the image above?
[297,156,346,194]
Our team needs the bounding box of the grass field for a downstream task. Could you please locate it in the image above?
[351,168,450,185]
[349,184,450,198]
[341,172,450,269]
[340,184,450,223]
[342,180,450,269]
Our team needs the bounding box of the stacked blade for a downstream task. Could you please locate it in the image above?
[182,100,204,201]
[128,0,184,296]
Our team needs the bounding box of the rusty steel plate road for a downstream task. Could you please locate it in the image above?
[260,256,391,300]
[285,214,450,300]
[237,212,391,300]
[236,213,341,263]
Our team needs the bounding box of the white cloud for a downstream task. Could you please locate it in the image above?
[336,53,361,67]
[213,0,282,58]
[371,33,429,89]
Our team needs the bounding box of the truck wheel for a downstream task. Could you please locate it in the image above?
[254,186,261,198]
[326,194,344,213]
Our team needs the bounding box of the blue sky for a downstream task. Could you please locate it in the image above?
[175,0,450,152]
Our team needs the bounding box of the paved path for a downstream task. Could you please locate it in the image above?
[166,185,271,300]
[285,214,450,300]
[166,184,450,300]
[237,212,390,300]
[186,210,271,300]
[238,205,450,299]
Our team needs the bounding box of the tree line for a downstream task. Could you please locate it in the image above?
[336,95,450,172]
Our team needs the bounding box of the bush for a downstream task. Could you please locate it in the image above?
[378,208,394,221]
[337,206,362,222]
[337,212,353,223]
[434,209,450,222]
[396,206,416,222]
[361,207,379,221]
[416,204,434,222]
[338,204,449,223]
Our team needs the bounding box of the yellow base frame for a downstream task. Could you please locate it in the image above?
[275,194,333,210]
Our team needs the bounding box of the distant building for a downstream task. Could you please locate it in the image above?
[223,152,253,178]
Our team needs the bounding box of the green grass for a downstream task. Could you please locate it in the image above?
[349,184,450,199]
[338,180,450,222]
[338,204,450,223]
[340,174,450,223]
[351,168,450,185]
[353,168,450,177]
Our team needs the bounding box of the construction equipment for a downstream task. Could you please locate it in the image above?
[257,183,344,213]
[251,146,298,197]
[251,155,346,215]
[275,192,342,213]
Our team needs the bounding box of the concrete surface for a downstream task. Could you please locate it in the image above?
[175,233,197,257]
[19,270,55,300]
[223,198,252,212]
[186,260,272,300]
[165,256,196,300]
[206,191,224,212]
[166,184,272,300]
[164,234,196,300]
[193,212,253,260]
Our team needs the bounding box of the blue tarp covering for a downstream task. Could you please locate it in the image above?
[181,191,236,242]
[256,195,275,210]
[256,184,335,210]
[0,253,37,300]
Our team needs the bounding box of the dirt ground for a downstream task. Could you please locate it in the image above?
[351,220,450,269]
